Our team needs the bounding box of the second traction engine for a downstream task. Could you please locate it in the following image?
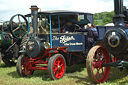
[86,0,128,84]
[103,0,128,59]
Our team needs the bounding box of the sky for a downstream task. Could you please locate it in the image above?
[0,0,128,22]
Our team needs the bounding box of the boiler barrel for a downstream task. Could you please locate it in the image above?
[0,33,12,47]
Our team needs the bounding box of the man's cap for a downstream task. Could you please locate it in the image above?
[87,23,91,27]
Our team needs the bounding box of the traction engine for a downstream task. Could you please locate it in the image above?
[86,0,128,83]
[0,14,28,66]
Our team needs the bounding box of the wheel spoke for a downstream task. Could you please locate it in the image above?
[53,68,57,74]
[102,58,105,63]
[54,61,58,66]
[60,63,64,67]
[95,68,101,80]
[57,59,61,65]
[18,15,21,24]
[12,21,19,25]
[53,66,58,71]
[55,71,59,78]
[13,27,20,32]
[22,27,27,32]
[59,69,64,75]
[101,68,104,76]
[97,53,101,61]
[20,29,22,38]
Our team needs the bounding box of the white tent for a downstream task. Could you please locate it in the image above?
[105,23,114,26]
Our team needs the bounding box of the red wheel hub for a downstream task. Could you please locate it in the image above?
[93,61,103,68]
[53,57,65,79]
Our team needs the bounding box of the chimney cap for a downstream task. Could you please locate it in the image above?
[31,5,38,8]
[30,5,39,10]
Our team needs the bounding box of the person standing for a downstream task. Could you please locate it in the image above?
[91,24,98,41]
[81,23,98,59]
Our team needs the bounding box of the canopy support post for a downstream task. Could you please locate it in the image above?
[58,15,61,33]
[49,15,52,48]
[28,17,30,34]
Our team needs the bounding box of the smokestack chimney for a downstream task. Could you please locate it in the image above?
[30,5,39,36]
[113,0,125,27]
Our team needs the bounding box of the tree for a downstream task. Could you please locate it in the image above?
[93,11,114,25]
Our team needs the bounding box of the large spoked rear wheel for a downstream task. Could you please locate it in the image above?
[86,46,111,83]
[48,54,66,80]
[9,14,28,39]
[16,55,34,77]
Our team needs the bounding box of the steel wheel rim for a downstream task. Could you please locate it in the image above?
[9,14,28,39]
[21,57,33,76]
[53,57,65,79]
[92,47,110,83]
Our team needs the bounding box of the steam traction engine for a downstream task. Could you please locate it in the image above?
[0,14,28,66]
[16,6,89,80]
[87,0,128,83]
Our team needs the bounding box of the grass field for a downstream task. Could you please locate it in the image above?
[0,61,128,85]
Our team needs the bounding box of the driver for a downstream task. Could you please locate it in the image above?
[63,20,80,33]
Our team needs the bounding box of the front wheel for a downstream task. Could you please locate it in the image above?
[16,55,34,77]
[48,54,66,80]
[86,46,111,83]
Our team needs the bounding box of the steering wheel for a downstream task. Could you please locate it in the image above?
[9,14,28,39]
[74,24,81,32]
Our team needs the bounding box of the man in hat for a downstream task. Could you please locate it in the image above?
[63,20,80,33]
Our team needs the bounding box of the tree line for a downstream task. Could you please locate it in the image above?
[93,11,114,26]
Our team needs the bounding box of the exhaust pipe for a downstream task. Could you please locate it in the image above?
[30,5,39,36]
[113,0,125,27]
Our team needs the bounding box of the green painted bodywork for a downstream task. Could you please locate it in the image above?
[0,32,12,47]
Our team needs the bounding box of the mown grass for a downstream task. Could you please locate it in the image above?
[0,61,128,85]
